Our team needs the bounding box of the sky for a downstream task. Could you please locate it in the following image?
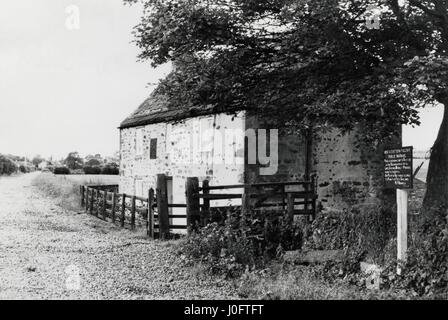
[403,104,443,151]
[0,0,442,161]
[0,0,170,160]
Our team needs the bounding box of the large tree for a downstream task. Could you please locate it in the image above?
[64,152,84,170]
[32,155,44,168]
[126,0,448,208]
[386,0,448,209]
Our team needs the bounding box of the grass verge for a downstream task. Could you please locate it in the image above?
[31,173,87,211]
[236,263,412,300]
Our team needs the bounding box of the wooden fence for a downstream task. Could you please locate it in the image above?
[80,174,187,239]
[185,177,318,229]
[80,175,318,238]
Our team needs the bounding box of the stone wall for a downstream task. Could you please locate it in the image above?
[312,128,396,209]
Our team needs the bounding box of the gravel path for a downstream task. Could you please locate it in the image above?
[0,173,238,300]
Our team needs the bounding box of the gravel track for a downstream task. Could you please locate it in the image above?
[0,173,238,300]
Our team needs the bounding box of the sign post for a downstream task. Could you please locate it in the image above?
[384,146,413,275]
[396,189,408,275]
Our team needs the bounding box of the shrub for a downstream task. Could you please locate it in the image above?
[301,206,447,298]
[83,166,101,175]
[19,165,29,173]
[181,208,304,277]
[0,155,17,175]
[293,206,396,286]
[54,167,71,175]
[380,207,448,297]
[101,165,119,175]
[302,206,396,264]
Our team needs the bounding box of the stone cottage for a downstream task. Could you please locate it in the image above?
[119,89,390,213]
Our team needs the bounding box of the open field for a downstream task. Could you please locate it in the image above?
[61,174,119,185]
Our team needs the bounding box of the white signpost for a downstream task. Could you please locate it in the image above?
[384,146,413,275]
[396,189,408,275]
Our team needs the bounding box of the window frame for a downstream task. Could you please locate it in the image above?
[150,138,158,159]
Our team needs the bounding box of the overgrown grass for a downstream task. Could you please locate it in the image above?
[31,173,88,211]
[237,263,413,300]
[179,203,447,300]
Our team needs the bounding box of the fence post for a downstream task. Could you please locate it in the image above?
[147,188,155,238]
[304,180,310,219]
[240,193,250,236]
[186,177,200,234]
[121,193,126,228]
[80,186,85,207]
[282,185,286,211]
[131,195,136,230]
[310,175,317,221]
[102,191,107,220]
[85,187,89,212]
[241,192,250,217]
[95,189,100,217]
[157,174,170,239]
[287,193,294,223]
[89,188,94,215]
[111,192,116,223]
[201,180,210,226]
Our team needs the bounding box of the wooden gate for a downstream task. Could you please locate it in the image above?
[185,177,318,231]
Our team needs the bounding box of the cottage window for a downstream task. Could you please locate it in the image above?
[150,138,157,159]
[135,128,144,155]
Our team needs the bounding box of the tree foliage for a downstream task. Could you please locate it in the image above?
[0,155,17,176]
[32,155,44,167]
[126,0,436,139]
[64,152,84,170]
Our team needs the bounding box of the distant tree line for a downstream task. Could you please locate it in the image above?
[53,151,119,175]
[0,154,36,175]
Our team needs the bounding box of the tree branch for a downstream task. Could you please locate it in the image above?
[409,0,445,19]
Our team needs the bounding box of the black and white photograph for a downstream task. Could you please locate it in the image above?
[0,0,447,305]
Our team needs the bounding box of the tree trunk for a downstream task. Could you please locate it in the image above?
[423,100,448,209]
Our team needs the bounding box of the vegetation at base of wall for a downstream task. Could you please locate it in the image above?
[53,167,71,175]
[180,208,303,278]
[31,173,82,211]
[0,155,18,175]
[301,206,396,264]
[300,206,447,298]
[181,206,394,278]
[380,207,448,298]
[180,204,447,299]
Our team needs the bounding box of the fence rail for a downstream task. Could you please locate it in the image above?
[80,174,187,239]
[185,176,318,230]
[80,175,318,239]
